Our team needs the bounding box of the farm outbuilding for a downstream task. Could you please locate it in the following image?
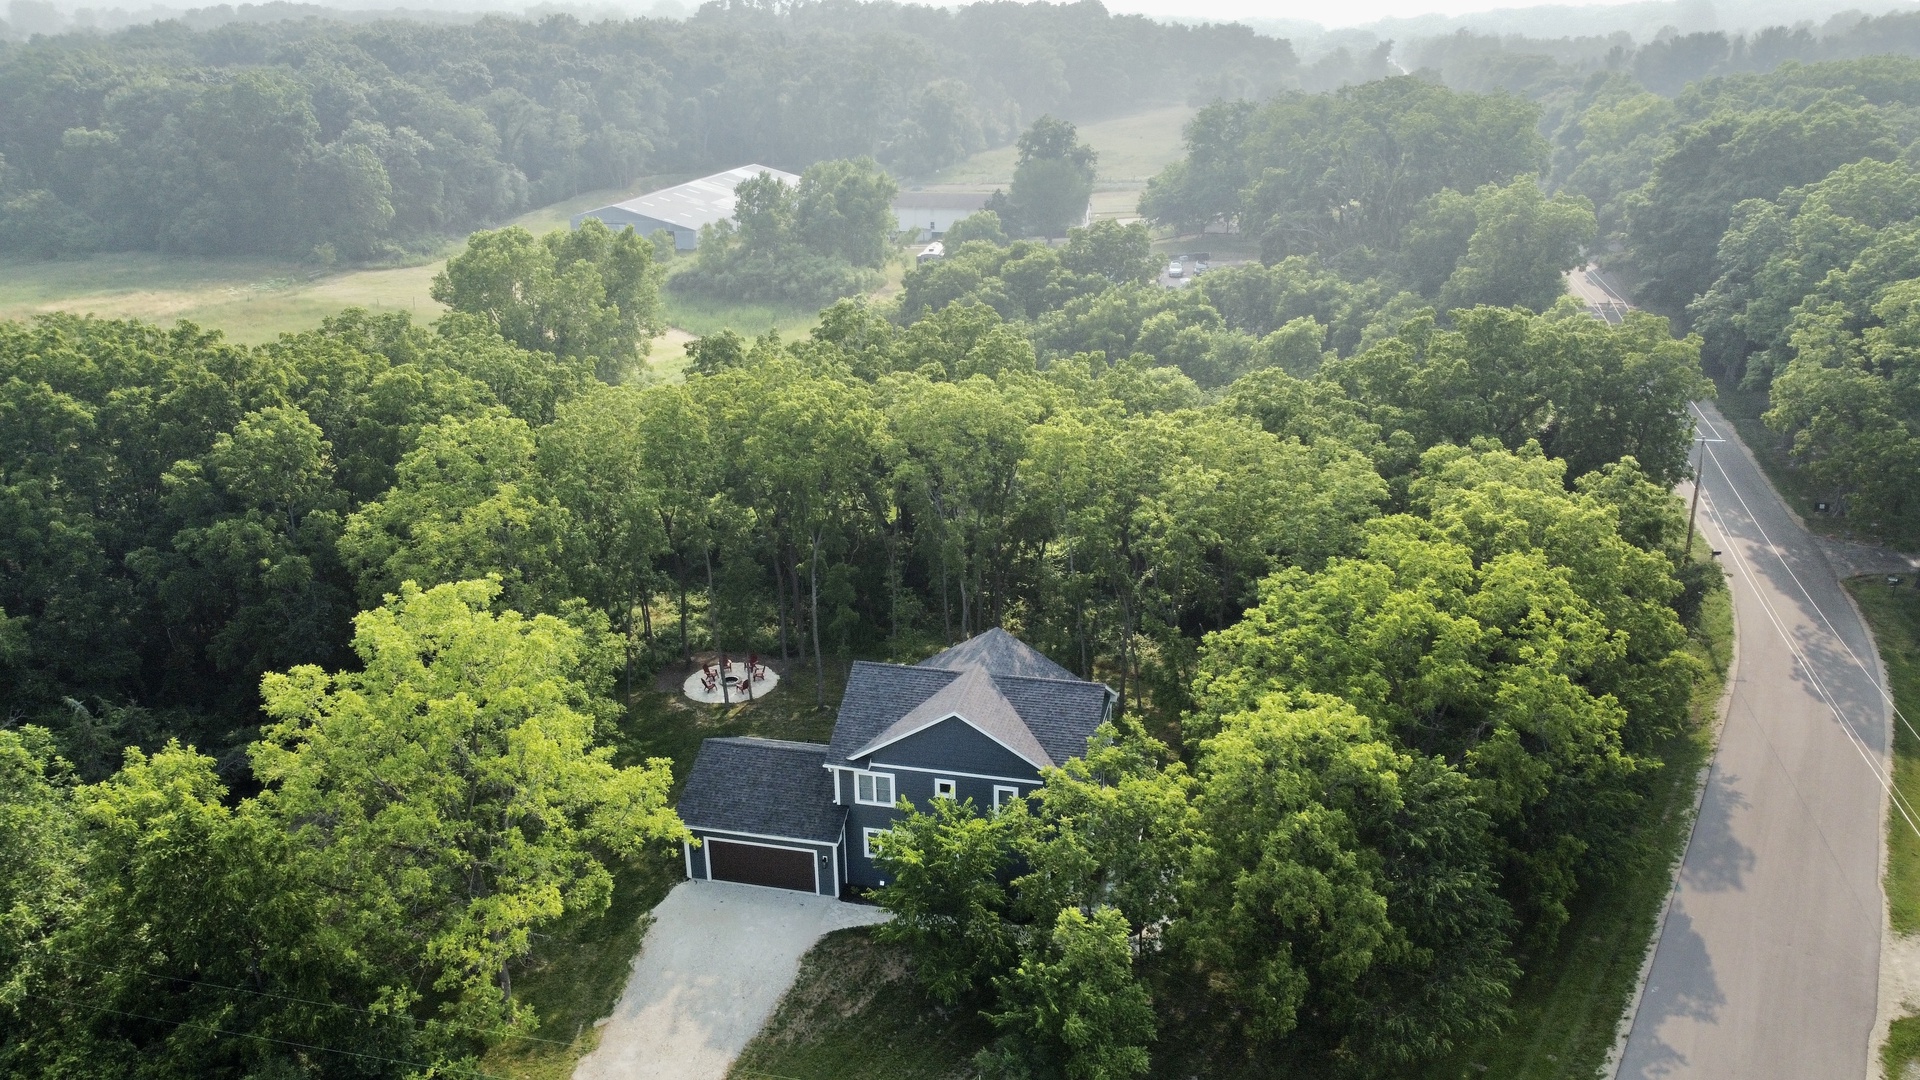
[891,190,993,238]
[571,165,800,250]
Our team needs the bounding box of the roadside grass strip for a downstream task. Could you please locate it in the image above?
[1846,579,1920,1077]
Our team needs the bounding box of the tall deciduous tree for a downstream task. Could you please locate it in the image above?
[253,578,685,1026]
[432,218,665,381]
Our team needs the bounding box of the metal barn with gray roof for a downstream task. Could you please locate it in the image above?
[571,165,799,250]
[676,629,1116,896]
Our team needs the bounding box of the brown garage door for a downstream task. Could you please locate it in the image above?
[706,839,817,892]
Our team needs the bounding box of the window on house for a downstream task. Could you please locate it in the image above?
[934,777,958,800]
[993,785,1020,812]
[863,827,886,859]
[855,770,895,806]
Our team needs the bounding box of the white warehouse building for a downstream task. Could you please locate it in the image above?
[571,165,799,250]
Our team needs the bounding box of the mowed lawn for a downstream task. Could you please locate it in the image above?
[0,181,665,345]
[930,104,1194,187]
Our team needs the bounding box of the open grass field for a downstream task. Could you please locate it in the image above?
[928,104,1194,187]
[0,180,673,345]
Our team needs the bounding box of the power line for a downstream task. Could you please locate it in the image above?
[1691,448,1920,842]
[1692,403,1920,751]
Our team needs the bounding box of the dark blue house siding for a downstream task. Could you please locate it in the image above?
[855,716,1042,779]
[841,718,1045,889]
[684,827,839,896]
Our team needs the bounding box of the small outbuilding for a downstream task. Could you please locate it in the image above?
[892,190,994,237]
[572,165,800,250]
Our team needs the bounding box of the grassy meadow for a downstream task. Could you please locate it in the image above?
[0,105,1191,356]
[930,104,1194,187]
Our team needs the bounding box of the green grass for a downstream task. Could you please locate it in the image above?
[0,179,679,344]
[1887,1015,1920,1080]
[1413,546,1733,1080]
[729,928,993,1080]
[928,105,1194,187]
[1847,579,1920,935]
[659,287,824,340]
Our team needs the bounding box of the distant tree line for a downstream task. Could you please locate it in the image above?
[0,0,1298,260]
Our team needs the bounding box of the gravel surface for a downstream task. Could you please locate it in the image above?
[574,880,888,1080]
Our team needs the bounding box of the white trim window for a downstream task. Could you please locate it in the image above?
[992,785,1020,812]
[933,777,958,800]
[863,827,887,859]
[854,770,896,806]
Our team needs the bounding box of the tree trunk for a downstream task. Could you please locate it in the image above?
[677,552,691,663]
[810,528,826,709]
[775,552,790,662]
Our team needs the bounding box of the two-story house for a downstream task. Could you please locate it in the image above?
[676,628,1116,896]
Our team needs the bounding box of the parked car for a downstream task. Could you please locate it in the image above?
[917,241,945,264]
[1167,261,1184,277]
[1195,260,1210,272]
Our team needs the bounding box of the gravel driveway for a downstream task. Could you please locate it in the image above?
[575,880,888,1080]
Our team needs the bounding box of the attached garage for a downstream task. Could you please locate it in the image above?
[705,839,819,892]
[677,736,848,896]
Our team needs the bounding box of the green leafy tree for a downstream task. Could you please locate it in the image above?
[796,156,900,269]
[944,210,1009,248]
[977,906,1156,1080]
[1060,220,1157,286]
[1626,99,1897,312]
[872,794,1019,1006]
[339,412,573,613]
[432,218,665,381]
[253,578,685,1027]
[1010,116,1098,237]
[1179,695,1515,1068]
[1436,180,1595,311]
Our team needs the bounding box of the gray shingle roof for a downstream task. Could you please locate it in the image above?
[677,737,846,844]
[994,674,1114,767]
[917,627,1079,681]
[850,664,1051,769]
[831,631,1115,769]
[828,661,957,763]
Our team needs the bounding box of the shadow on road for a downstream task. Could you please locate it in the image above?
[1620,903,1723,1080]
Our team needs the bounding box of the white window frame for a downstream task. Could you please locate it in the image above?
[854,770,896,806]
[992,785,1020,812]
[933,777,958,800]
[863,827,887,860]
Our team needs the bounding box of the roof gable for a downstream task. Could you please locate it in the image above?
[828,632,1115,770]
[850,664,1050,769]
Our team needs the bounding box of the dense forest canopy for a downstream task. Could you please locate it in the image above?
[12,1,1920,1074]
[0,0,1297,258]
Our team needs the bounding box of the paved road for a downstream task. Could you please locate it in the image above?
[1617,401,1892,1079]
[575,880,887,1080]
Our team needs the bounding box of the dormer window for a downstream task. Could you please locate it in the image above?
[854,770,895,806]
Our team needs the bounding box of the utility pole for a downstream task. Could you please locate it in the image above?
[1683,423,1706,558]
